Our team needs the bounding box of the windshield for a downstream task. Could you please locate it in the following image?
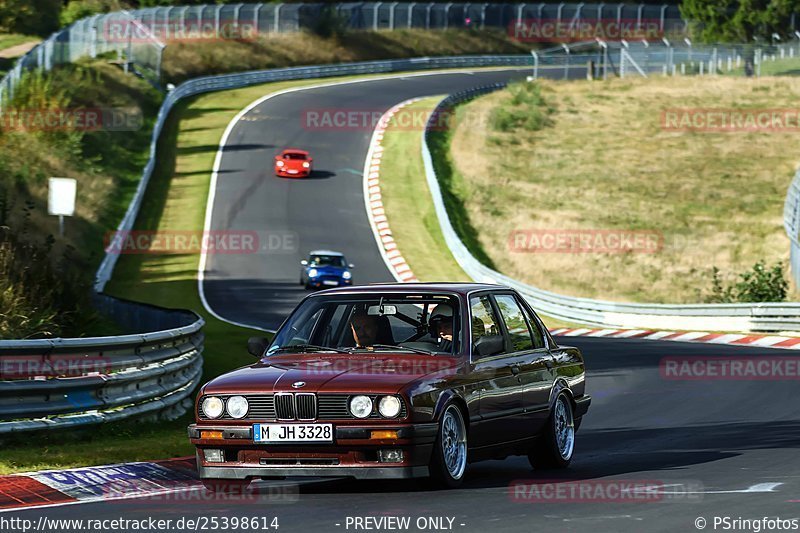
[284,152,307,160]
[268,294,460,355]
[309,255,347,267]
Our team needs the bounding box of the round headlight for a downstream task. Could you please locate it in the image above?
[378,396,402,418]
[349,395,373,418]
[202,396,224,419]
[226,396,248,419]
[276,160,284,167]
[342,271,352,280]
[302,161,311,168]
[308,268,318,277]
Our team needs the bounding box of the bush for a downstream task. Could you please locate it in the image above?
[310,4,348,39]
[489,81,554,133]
[0,224,93,339]
[704,261,788,303]
[0,0,61,36]
[60,0,129,27]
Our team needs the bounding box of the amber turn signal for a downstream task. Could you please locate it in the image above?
[370,430,399,440]
[200,430,224,440]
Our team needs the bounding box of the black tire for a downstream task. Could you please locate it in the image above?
[528,392,575,470]
[202,479,250,493]
[429,404,468,489]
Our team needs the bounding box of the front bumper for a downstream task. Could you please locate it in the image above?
[189,423,437,480]
[275,168,310,177]
[574,394,591,418]
[307,278,352,288]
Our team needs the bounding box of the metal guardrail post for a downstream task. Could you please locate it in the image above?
[531,50,539,79]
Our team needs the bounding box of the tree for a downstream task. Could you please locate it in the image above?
[0,0,61,36]
[680,0,799,75]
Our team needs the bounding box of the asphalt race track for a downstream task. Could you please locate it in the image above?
[201,68,536,330]
[8,68,800,532]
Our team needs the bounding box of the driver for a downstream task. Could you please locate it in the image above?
[429,304,454,352]
[350,309,379,348]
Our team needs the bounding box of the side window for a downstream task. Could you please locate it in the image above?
[469,295,503,357]
[494,294,535,352]
[519,300,547,349]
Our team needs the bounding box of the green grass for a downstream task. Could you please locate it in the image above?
[444,76,798,304]
[377,97,583,331]
[379,97,471,282]
[0,71,475,474]
[0,33,39,52]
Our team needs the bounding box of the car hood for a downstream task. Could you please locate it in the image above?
[201,353,460,395]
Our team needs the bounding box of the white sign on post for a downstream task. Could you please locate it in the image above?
[48,178,77,236]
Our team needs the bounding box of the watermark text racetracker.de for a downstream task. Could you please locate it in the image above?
[102,19,259,43]
[508,229,663,254]
[0,516,281,532]
[103,230,298,255]
[662,108,800,133]
[661,356,800,381]
[509,479,703,503]
[0,108,142,132]
[509,18,663,43]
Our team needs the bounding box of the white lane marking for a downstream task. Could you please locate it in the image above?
[645,482,783,495]
[199,68,525,331]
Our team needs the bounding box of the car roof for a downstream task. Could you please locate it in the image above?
[308,250,344,256]
[314,282,509,296]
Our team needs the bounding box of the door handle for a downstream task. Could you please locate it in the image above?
[509,363,520,376]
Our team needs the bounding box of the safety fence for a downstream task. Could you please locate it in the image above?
[530,39,800,80]
[422,85,800,332]
[0,2,684,106]
[0,296,204,434]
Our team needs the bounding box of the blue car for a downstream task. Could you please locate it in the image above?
[299,250,354,290]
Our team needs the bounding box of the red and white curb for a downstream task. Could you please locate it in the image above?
[0,457,199,512]
[364,98,424,283]
[549,327,800,350]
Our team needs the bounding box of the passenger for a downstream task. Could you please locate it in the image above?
[350,309,379,348]
[429,304,454,352]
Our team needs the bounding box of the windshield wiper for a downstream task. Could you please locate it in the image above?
[270,344,351,354]
[370,344,436,356]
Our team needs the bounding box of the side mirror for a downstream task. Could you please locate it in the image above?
[247,337,270,358]
[348,263,355,269]
[473,335,504,357]
[300,260,308,266]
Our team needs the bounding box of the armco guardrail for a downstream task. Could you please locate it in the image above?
[95,55,535,292]
[0,297,204,434]
[423,86,800,332]
[0,2,685,106]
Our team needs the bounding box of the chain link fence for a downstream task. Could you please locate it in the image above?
[0,2,684,106]
[529,39,800,80]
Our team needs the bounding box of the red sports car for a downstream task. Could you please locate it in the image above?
[274,148,312,178]
[188,283,591,490]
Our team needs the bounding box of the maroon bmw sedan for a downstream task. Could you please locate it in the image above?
[188,283,591,489]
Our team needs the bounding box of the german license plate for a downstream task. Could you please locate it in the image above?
[322,280,338,286]
[253,423,333,443]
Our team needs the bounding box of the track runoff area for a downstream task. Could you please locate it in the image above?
[3,69,799,533]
